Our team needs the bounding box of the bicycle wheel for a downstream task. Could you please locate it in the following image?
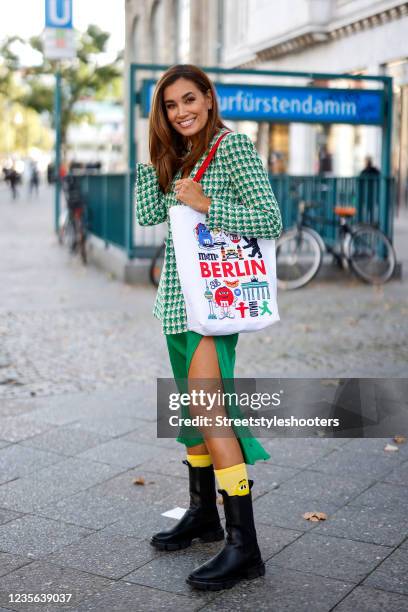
[63,215,77,253]
[347,225,396,284]
[58,210,69,245]
[150,242,165,287]
[276,228,323,290]
[78,221,87,265]
[74,209,87,265]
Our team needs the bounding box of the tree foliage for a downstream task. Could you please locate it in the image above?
[0,96,53,156]
[22,25,123,151]
[0,25,123,155]
[0,36,24,99]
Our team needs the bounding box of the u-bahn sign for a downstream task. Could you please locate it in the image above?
[45,0,73,29]
[141,80,384,125]
[43,0,75,59]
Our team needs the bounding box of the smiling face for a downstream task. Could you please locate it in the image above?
[163,78,213,138]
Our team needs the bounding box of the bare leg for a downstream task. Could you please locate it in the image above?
[187,442,209,455]
[188,337,244,470]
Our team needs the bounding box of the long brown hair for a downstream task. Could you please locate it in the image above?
[149,64,227,193]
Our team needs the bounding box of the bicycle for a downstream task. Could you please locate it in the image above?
[276,201,396,289]
[150,241,165,287]
[58,176,88,265]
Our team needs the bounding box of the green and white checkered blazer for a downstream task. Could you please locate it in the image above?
[135,128,283,335]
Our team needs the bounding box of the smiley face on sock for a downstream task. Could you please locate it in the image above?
[233,478,249,496]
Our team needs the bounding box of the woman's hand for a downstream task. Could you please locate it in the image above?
[174,178,211,214]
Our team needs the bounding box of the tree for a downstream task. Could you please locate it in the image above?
[21,25,123,156]
[0,36,53,157]
[0,36,24,99]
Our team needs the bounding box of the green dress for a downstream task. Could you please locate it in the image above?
[166,330,271,465]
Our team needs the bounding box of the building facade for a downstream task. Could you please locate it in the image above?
[124,0,407,211]
[222,0,408,207]
[124,0,222,161]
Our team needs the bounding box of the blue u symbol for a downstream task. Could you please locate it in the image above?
[46,0,72,28]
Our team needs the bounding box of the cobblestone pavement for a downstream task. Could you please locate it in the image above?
[0,185,407,611]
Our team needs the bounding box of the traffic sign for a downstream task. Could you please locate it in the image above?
[43,27,76,60]
[45,0,73,29]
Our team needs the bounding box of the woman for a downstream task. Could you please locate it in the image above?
[135,64,282,591]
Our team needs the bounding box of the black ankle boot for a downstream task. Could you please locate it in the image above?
[150,460,224,551]
[186,480,265,590]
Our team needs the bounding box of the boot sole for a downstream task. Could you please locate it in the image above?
[150,527,224,552]
[186,561,265,591]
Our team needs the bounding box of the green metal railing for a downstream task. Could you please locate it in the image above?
[78,173,394,258]
[270,175,395,247]
[78,173,129,250]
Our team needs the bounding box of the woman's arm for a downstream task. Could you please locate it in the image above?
[135,163,167,226]
[204,133,282,239]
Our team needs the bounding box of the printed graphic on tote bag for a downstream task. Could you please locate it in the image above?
[194,223,274,323]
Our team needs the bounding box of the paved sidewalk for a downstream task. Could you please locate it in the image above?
[0,185,407,611]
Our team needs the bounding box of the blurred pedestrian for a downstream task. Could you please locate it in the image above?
[359,156,381,223]
[5,167,20,200]
[360,155,380,177]
[28,161,40,198]
[47,163,55,184]
[59,162,68,180]
[318,144,333,176]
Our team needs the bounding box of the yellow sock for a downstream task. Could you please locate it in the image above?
[214,463,250,496]
[187,453,213,468]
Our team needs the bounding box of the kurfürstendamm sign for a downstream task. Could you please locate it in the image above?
[141,81,384,126]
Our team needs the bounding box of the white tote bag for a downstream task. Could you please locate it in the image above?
[170,132,280,336]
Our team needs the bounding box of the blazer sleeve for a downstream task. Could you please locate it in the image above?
[204,133,282,239]
[135,163,167,226]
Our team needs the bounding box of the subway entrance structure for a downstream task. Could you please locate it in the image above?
[77,63,394,264]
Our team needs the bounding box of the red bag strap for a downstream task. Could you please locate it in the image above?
[193,130,231,183]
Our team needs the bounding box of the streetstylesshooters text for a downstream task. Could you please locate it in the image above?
[167,390,340,429]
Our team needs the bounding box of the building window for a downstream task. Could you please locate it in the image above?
[227,0,247,47]
[172,0,179,62]
[131,17,139,61]
[177,0,190,62]
[150,0,165,63]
